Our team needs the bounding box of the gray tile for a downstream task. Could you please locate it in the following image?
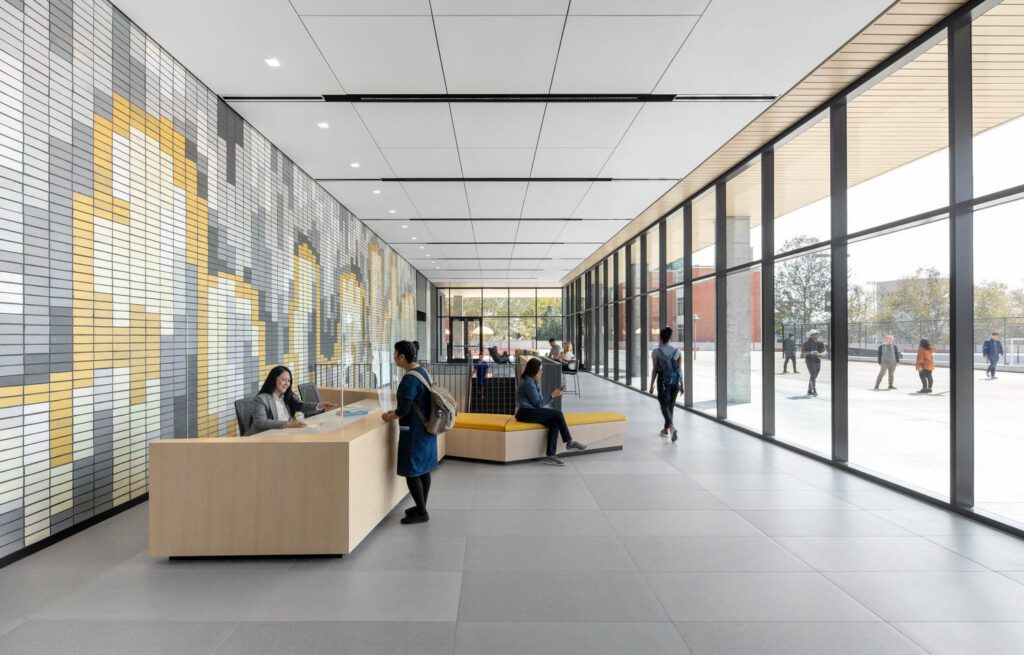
[0,619,235,655]
[926,533,1024,571]
[646,572,879,621]
[470,487,599,510]
[297,536,466,572]
[605,510,763,536]
[590,485,728,511]
[11,530,148,571]
[464,536,636,571]
[248,571,462,621]
[825,571,1024,620]
[677,621,925,655]
[214,621,456,655]
[0,620,23,638]
[580,473,704,491]
[710,489,858,511]
[454,622,691,655]
[1004,570,1024,584]
[739,510,914,537]
[469,510,616,536]
[36,569,288,621]
[872,508,1000,536]
[687,473,817,490]
[830,488,933,510]
[421,489,473,510]
[93,504,150,537]
[0,565,105,620]
[458,570,667,622]
[569,459,683,476]
[892,622,1024,655]
[660,450,776,475]
[376,508,474,536]
[777,536,987,571]
[114,551,297,573]
[622,536,811,571]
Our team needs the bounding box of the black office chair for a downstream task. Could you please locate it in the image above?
[234,397,255,436]
[562,360,581,397]
[297,382,324,416]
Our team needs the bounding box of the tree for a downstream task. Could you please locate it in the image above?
[875,267,949,343]
[775,236,831,333]
[974,280,1011,320]
[848,283,875,323]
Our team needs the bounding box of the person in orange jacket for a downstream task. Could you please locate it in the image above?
[915,338,936,394]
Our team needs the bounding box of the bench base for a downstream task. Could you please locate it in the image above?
[444,419,624,463]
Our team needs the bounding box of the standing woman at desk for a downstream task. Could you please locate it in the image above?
[382,340,437,524]
[250,366,333,435]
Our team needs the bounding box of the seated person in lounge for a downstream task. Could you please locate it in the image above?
[250,365,333,435]
[560,341,577,370]
[546,338,562,360]
[514,358,586,466]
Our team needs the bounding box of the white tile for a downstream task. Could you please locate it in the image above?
[459,148,536,177]
[451,104,546,148]
[520,182,592,218]
[356,104,456,148]
[383,148,464,177]
[677,622,926,655]
[538,104,642,148]
[531,147,615,177]
[466,182,528,218]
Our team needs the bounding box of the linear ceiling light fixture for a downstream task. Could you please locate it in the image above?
[223,93,776,103]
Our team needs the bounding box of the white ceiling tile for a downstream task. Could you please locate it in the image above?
[318,181,418,219]
[228,102,392,179]
[512,243,553,258]
[390,243,428,259]
[480,259,513,271]
[450,104,546,147]
[472,220,520,242]
[518,219,570,241]
[654,0,892,94]
[537,104,642,148]
[530,148,613,177]
[466,182,528,218]
[304,16,445,92]
[509,258,547,268]
[521,182,592,218]
[432,0,568,15]
[294,0,431,15]
[444,262,482,271]
[441,244,481,258]
[551,16,698,93]
[355,104,456,148]
[569,0,707,15]
[363,220,432,243]
[401,182,471,218]
[425,220,475,242]
[573,181,675,218]
[599,101,768,178]
[474,243,515,258]
[113,0,343,95]
[459,149,536,177]
[435,16,565,93]
[568,218,632,243]
[382,148,464,177]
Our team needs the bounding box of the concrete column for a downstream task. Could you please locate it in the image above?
[726,216,753,403]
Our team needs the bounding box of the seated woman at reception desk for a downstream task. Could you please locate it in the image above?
[250,365,334,435]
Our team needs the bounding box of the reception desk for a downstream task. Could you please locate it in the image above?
[148,388,445,557]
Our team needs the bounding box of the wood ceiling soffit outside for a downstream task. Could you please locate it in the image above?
[561,0,967,285]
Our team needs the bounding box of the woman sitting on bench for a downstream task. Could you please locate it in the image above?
[515,358,586,466]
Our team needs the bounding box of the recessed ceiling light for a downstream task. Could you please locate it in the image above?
[349,162,360,168]
[426,254,431,258]
[411,236,417,240]
[388,209,396,214]
[418,246,424,249]
[265,58,280,67]
[372,189,381,194]
[317,122,329,129]
[401,224,408,229]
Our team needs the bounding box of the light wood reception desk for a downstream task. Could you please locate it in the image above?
[149,388,445,557]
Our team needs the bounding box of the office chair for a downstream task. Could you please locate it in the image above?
[234,397,255,436]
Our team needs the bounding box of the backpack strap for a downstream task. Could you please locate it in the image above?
[406,367,432,390]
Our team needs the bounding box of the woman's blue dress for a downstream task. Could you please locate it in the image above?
[396,368,438,478]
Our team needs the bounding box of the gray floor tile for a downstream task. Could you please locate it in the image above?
[464,536,636,571]
[580,473,704,491]
[622,536,811,571]
[687,473,817,490]
[677,621,926,655]
[589,486,728,511]
[776,536,987,571]
[458,570,668,622]
[0,619,235,655]
[375,508,474,536]
[0,565,108,620]
[796,472,898,491]
[710,489,858,511]
[9,531,148,571]
[0,620,23,638]
[646,572,879,621]
[470,487,599,510]
[569,459,683,475]
[454,622,691,655]
[469,510,616,536]
[660,451,777,475]
[36,568,289,622]
[421,489,473,510]
[248,570,462,621]
[114,551,297,572]
[92,504,150,537]
[926,533,1024,571]
[739,510,914,536]
[471,473,588,493]
[872,508,1001,536]
[605,510,763,536]
[830,487,935,511]
[297,535,467,572]
[214,621,456,655]
[892,621,1024,655]
[1004,570,1024,584]
[825,571,1024,620]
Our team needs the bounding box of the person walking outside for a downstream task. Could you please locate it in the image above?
[983,332,1004,379]
[650,326,683,441]
[515,358,587,466]
[381,340,437,524]
[874,335,901,390]
[916,338,936,393]
[782,333,798,374]
[801,329,826,396]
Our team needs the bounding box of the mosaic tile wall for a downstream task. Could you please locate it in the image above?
[0,0,418,558]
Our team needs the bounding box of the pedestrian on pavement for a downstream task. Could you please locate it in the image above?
[916,338,936,394]
[650,326,683,441]
[874,335,901,390]
[801,329,826,396]
[782,333,798,374]
[983,332,1004,379]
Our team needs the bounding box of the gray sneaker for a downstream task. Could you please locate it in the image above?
[567,440,587,451]
[542,456,566,466]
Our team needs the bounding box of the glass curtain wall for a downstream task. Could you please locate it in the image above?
[560,1,1024,535]
[438,288,564,361]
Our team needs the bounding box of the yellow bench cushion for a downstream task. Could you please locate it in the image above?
[504,411,627,432]
[453,413,514,431]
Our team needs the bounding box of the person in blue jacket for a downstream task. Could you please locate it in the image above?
[983,332,1004,379]
[515,357,587,466]
[382,340,437,524]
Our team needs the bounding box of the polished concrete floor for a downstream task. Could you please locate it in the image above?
[1,373,1024,654]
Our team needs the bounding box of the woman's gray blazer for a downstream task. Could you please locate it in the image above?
[248,393,318,436]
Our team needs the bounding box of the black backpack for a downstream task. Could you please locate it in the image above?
[655,346,681,387]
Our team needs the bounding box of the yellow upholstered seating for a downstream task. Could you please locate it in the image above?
[456,411,627,432]
[452,413,514,431]
[565,412,626,426]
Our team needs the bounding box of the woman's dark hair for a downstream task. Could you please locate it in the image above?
[919,338,931,349]
[258,365,302,414]
[521,357,542,379]
[395,340,418,363]
[659,326,673,343]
